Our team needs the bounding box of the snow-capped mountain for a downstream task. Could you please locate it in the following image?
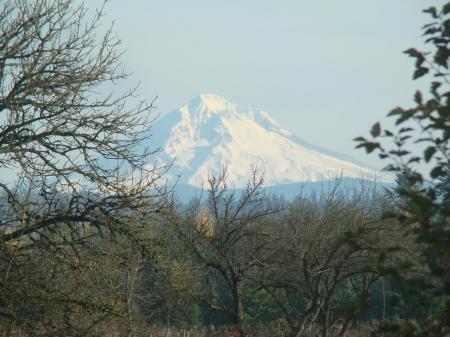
[148,94,385,188]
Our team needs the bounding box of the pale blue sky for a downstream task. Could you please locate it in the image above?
[93,1,438,168]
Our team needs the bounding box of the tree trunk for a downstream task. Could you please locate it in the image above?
[232,278,246,337]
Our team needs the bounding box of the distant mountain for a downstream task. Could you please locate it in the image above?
[171,178,394,203]
[147,94,389,189]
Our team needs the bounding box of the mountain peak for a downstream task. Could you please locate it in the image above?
[149,95,388,188]
[192,94,236,112]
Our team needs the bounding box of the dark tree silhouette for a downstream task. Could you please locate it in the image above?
[355,3,450,335]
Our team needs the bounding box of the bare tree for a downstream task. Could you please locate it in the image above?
[0,0,168,243]
[254,181,407,337]
[0,0,168,335]
[165,168,279,337]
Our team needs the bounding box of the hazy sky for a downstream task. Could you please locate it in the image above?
[92,1,439,169]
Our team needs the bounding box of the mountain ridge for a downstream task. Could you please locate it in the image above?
[147,94,388,188]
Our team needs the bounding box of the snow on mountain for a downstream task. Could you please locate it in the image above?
[148,94,387,188]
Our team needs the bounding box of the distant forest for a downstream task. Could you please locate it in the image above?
[0,1,448,337]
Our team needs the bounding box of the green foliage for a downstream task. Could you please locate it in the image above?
[355,3,450,336]
[242,279,282,327]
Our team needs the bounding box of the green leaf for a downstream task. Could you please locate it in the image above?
[430,165,445,178]
[415,137,433,143]
[434,47,449,67]
[437,106,450,118]
[424,146,436,162]
[408,157,421,164]
[431,81,441,98]
[414,90,423,104]
[399,127,414,133]
[443,19,450,37]
[384,164,399,172]
[415,55,425,68]
[423,26,441,35]
[413,67,429,79]
[364,142,380,154]
[443,3,450,15]
[396,109,416,126]
[388,107,404,116]
[353,136,367,142]
[404,48,422,58]
[426,35,448,43]
[389,150,410,157]
[423,6,438,18]
[370,122,381,137]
